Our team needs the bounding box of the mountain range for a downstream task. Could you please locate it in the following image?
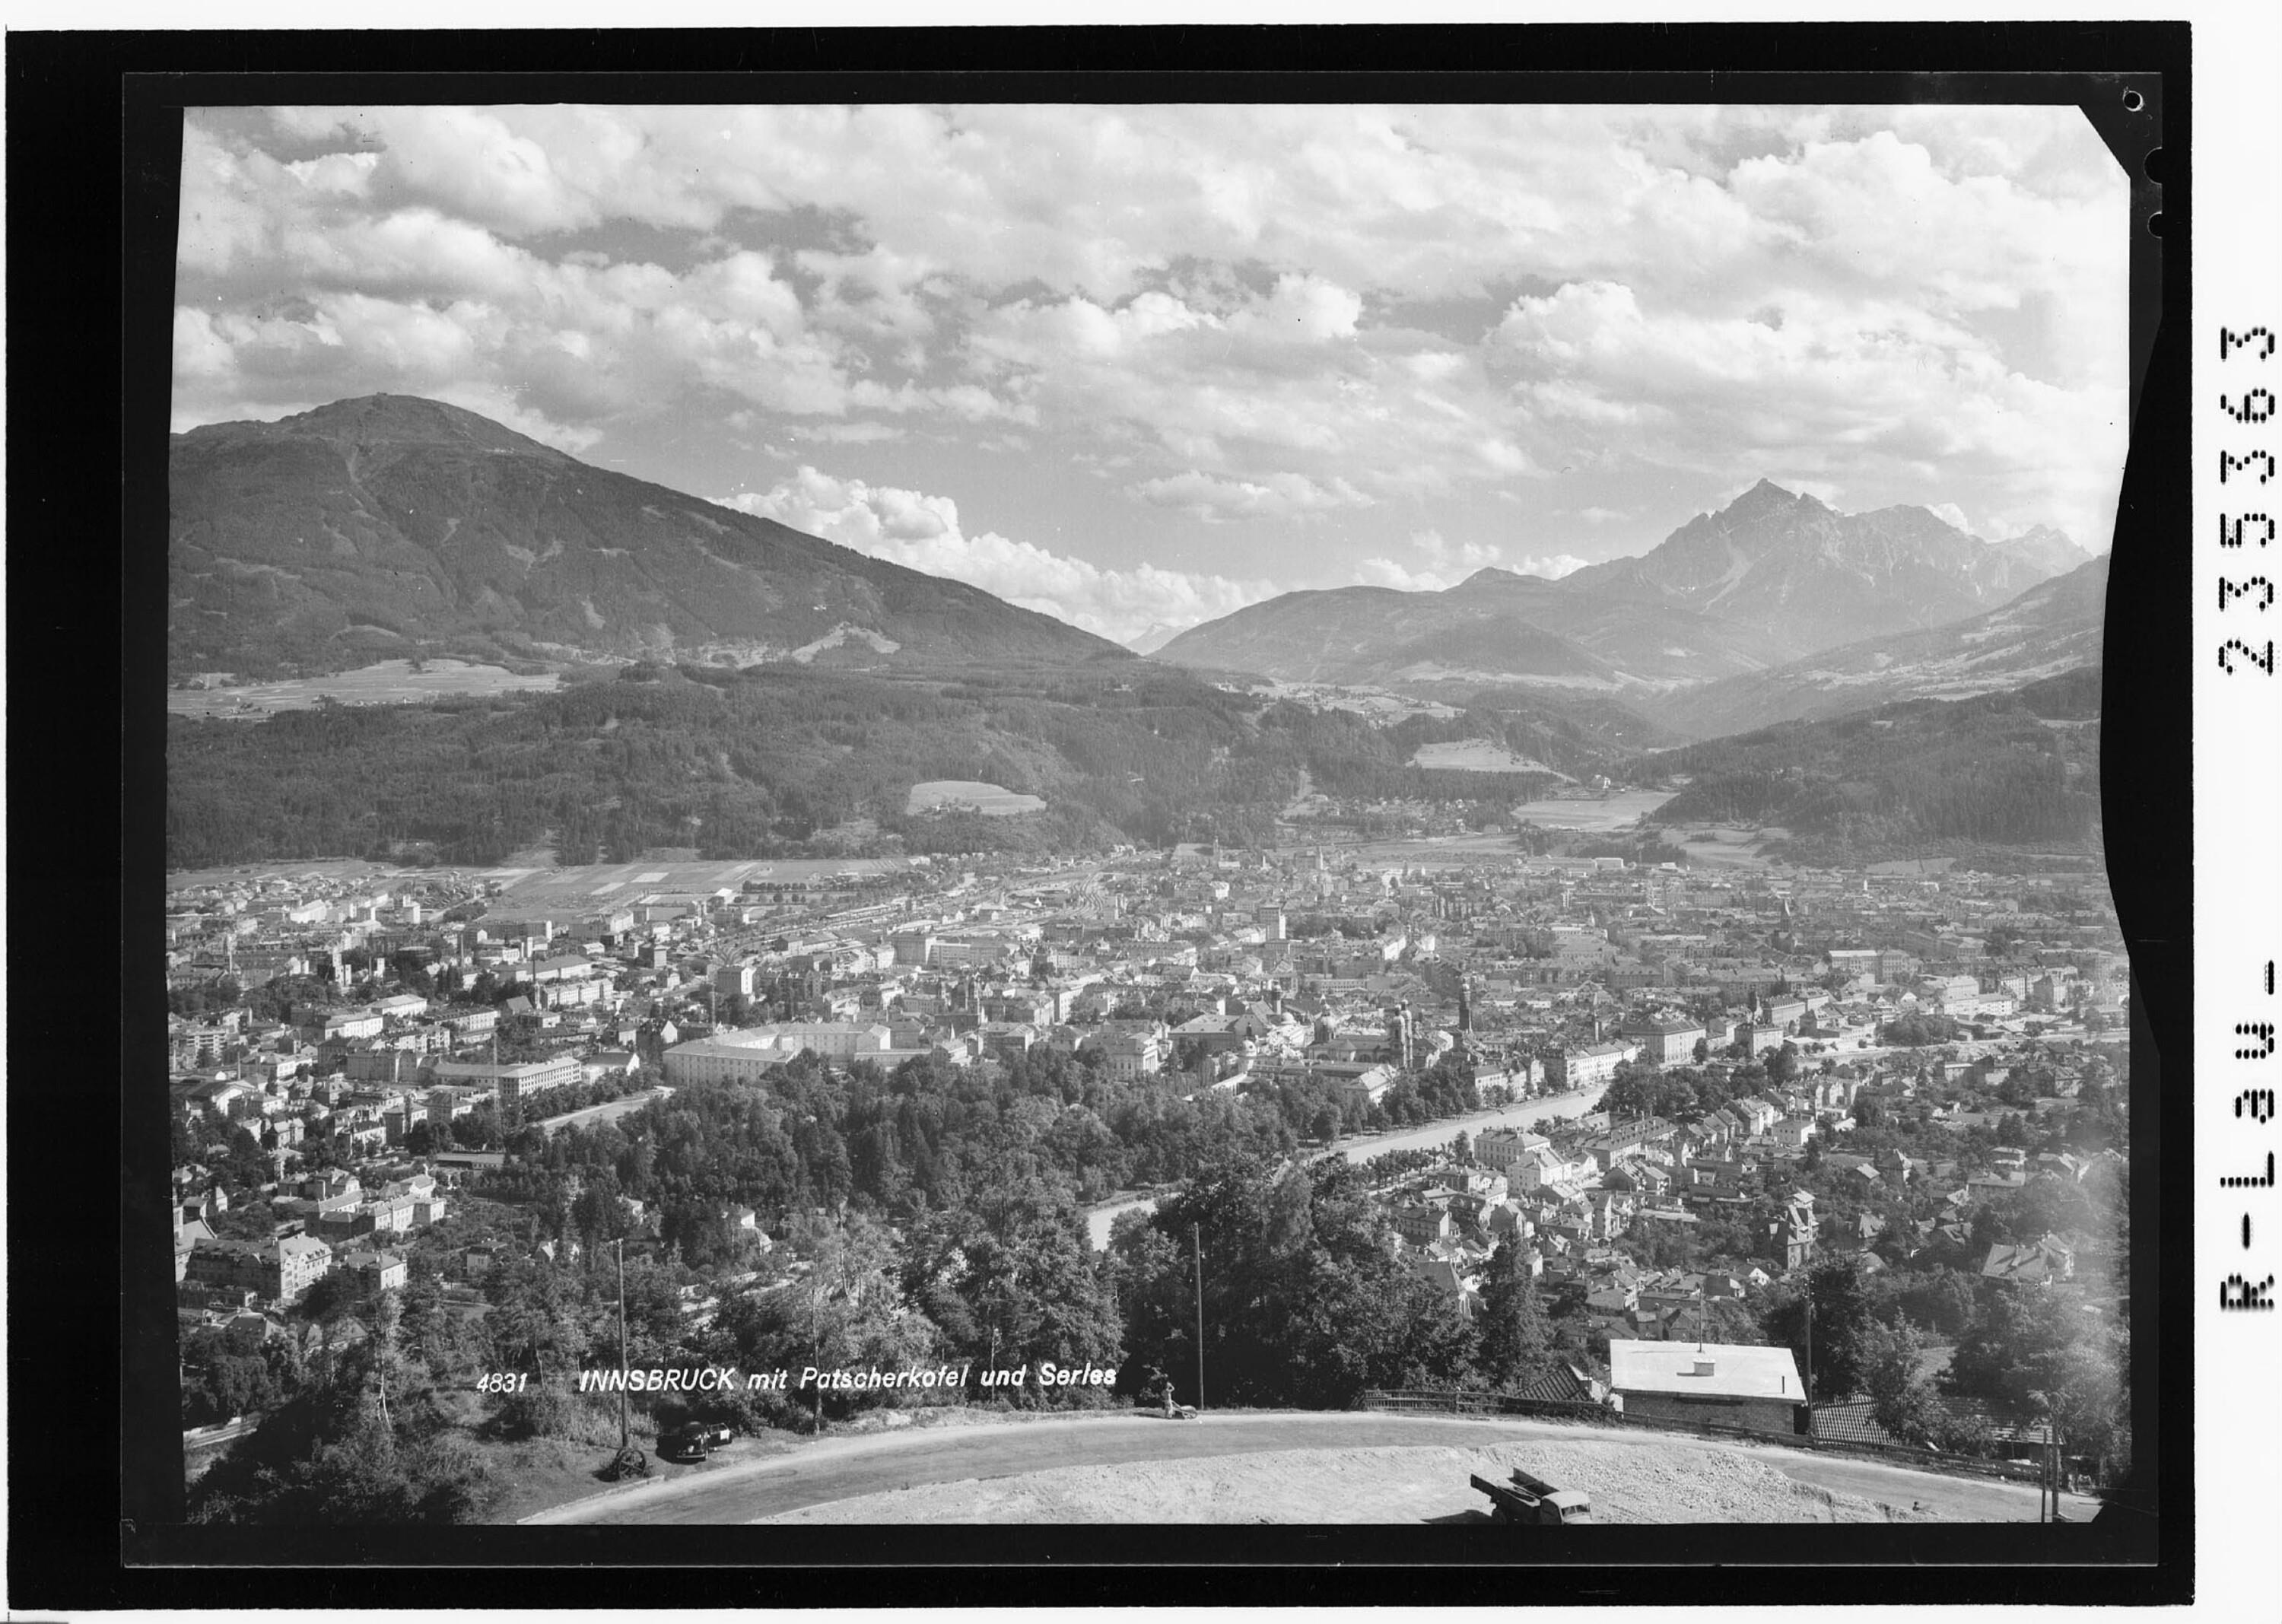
[167,398,2106,748]
[1654,551,2110,739]
[167,395,1122,678]
[1151,478,2101,735]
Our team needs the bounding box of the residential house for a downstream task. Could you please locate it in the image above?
[1769,1190,1818,1270]
[339,1247,409,1293]
[1391,1201,1458,1248]
[1609,1338,1808,1438]
[1980,1235,2077,1287]
[1475,1127,1553,1175]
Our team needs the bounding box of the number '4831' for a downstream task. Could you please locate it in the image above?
[475,1372,530,1394]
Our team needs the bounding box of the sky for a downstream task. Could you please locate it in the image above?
[173,103,2129,647]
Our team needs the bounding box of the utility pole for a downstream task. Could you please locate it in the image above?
[2054,1405,2072,1524]
[2056,1422,2067,1520]
[1803,1289,1815,1414]
[614,1237,633,1460]
[1193,1224,1206,1416]
[2029,1390,2052,1522]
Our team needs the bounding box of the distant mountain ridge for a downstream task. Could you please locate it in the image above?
[1655,551,2109,739]
[1125,621,1192,656]
[168,394,1124,677]
[1152,479,2093,728]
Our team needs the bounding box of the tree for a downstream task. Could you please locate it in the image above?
[1114,1150,1474,1410]
[900,1179,1122,1393]
[1860,1317,1939,1446]
[740,1212,942,1424]
[1759,1257,1877,1402]
[1470,1241,1561,1387]
[1941,1289,2128,1476]
[1451,1130,1473,1165]
[1970,1174,2097,1253]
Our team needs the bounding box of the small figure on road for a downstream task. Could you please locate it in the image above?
[1139,1363,1175,1416]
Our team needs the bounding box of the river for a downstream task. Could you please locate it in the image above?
[1082,1081,1611,1249]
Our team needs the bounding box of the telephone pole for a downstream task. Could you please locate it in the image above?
[2045,1387,2063,1514]
[1192,1224,1206,1416]
[2043,1404,2062,1522]
[614,1237,633,1460]
[1803,1289,1815,1416]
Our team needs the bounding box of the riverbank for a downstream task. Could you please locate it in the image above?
[1084,1082,1607,1247]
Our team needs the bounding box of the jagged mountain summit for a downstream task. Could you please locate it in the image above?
[1152,479,2091,710]
[168,394,1125,677]
[1983,523,2092,580]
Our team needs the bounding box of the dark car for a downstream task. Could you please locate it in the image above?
[663,1422,735,1461]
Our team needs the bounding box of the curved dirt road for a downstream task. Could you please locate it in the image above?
[522,1411,2095,1525]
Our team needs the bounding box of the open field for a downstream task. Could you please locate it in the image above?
[904,780,1049,816]
[1505,790,1673,831]
[1868,856,1961,876]
[1248,679,1461,721]
[167,852,922,901]
[168,659,560,718]
[167,857,418,892]
[1654,824,1792,869]
[1333,832,1530,866]
[474,856,914,913]
[1408,739,1568,777]
[521,1411,2098,1526]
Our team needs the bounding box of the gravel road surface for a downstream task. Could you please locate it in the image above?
[522,1411,2096,1526]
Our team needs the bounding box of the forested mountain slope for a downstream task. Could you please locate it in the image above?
[169,395,1120,677]
[1629,667,2103,850]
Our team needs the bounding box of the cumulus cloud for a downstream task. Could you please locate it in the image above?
[1353,557,1453,593]
[1354,531,1588,593]
[1410,529,1502,576]
[714,468,1277,646]
[1495,276,2123,548]
[1129,469,1376,523]
[1507,553,1590,580]
[173,101,2131,587]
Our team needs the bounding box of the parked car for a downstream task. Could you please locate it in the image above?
[662,1421,734,1461]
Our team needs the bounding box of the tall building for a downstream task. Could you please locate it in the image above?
[427,1054,580,1111]
[663,1022,895,1085]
